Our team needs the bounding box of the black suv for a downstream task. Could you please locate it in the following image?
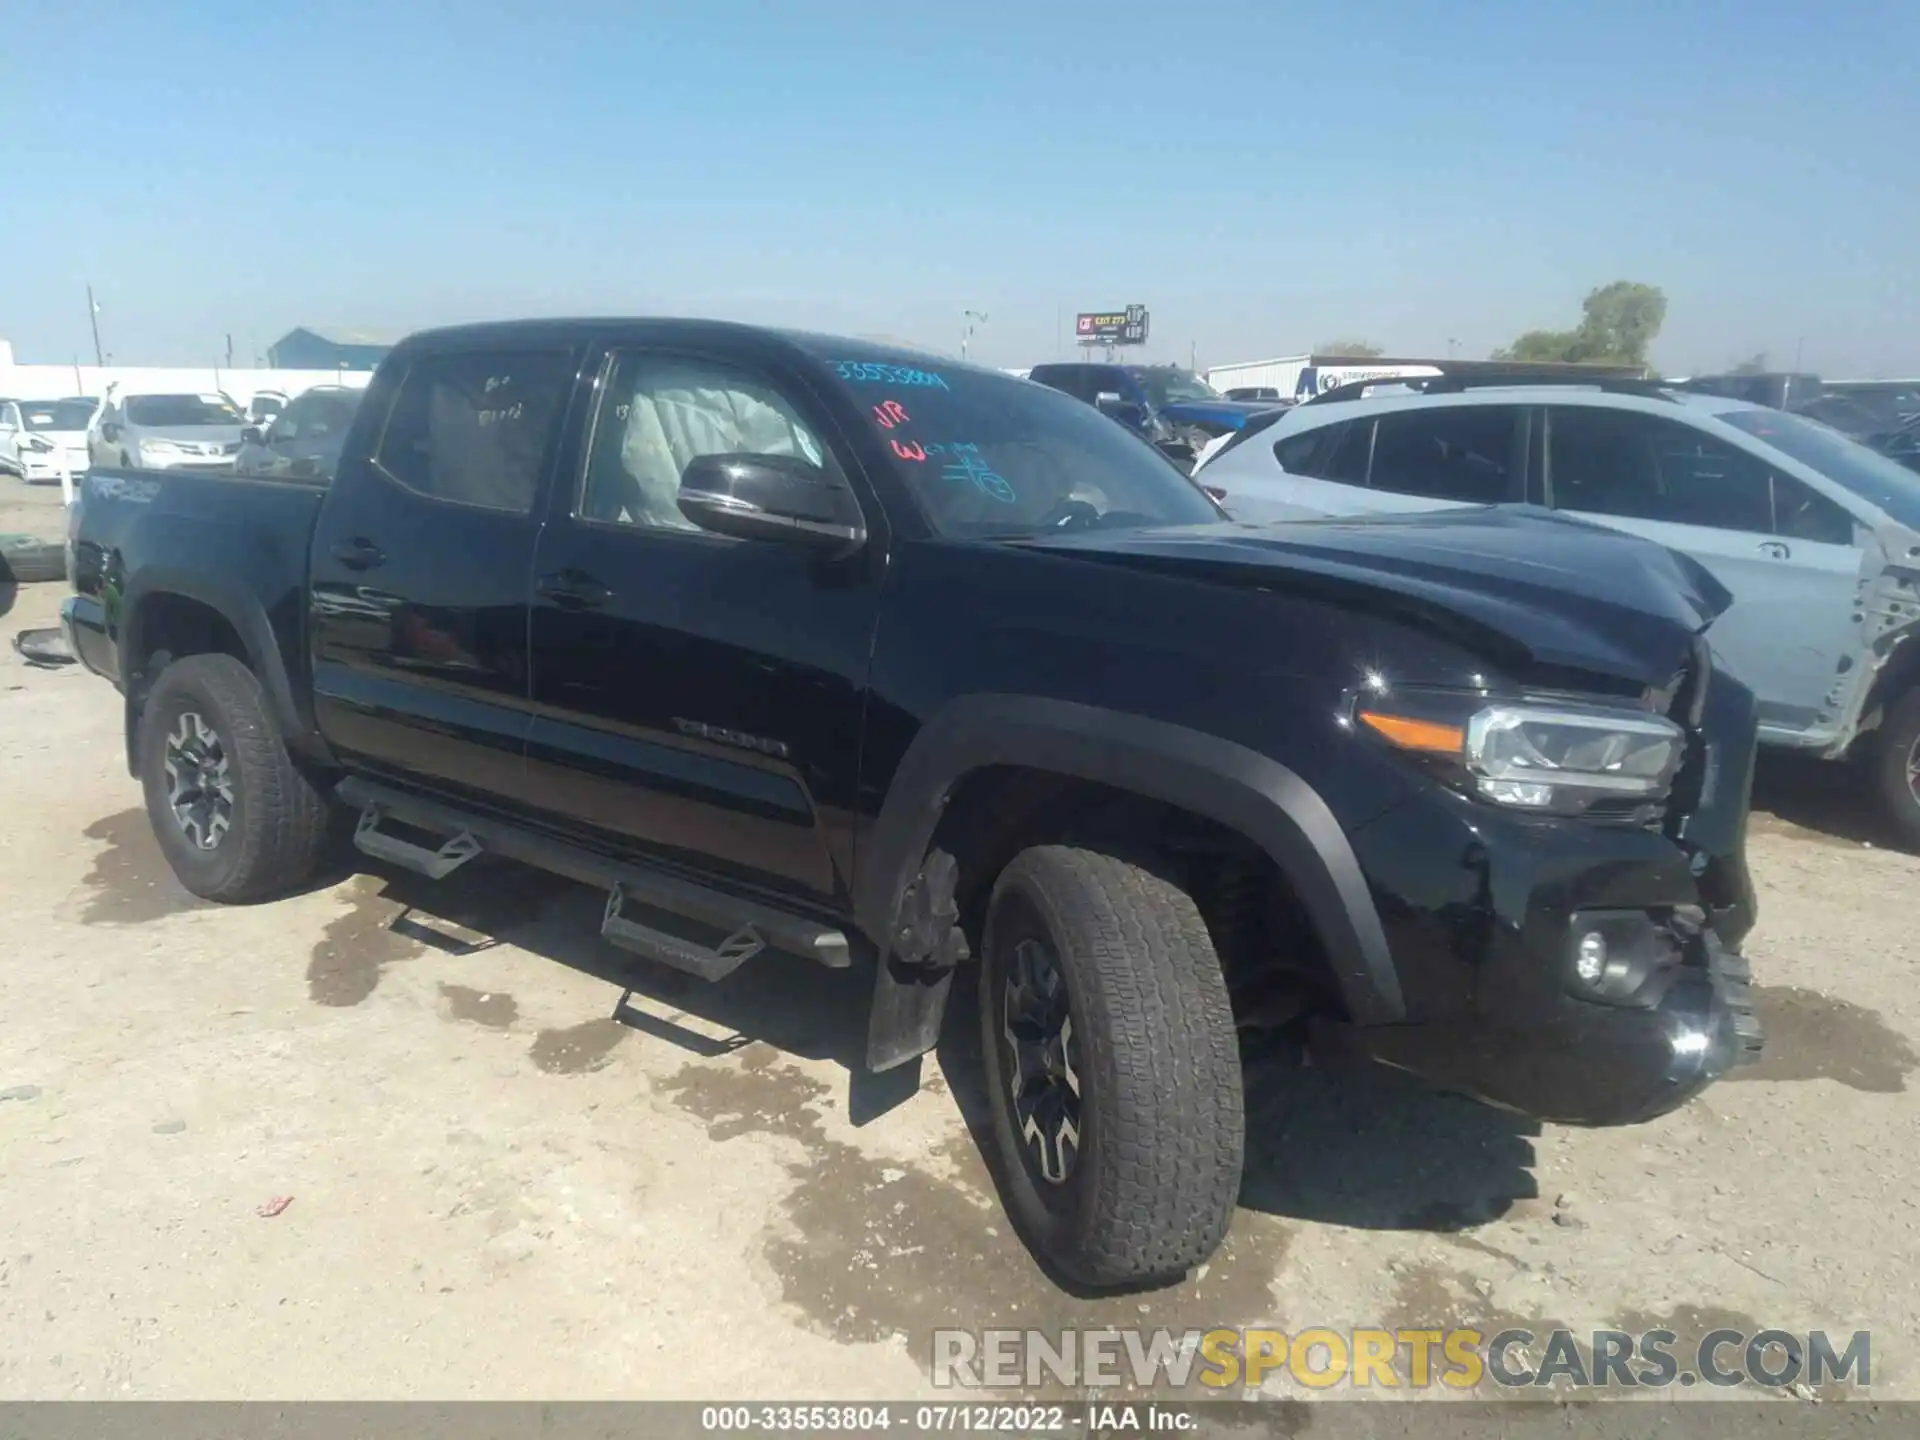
[64,321,1763,1289]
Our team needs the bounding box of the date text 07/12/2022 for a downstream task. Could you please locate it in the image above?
[699,1402,1194,1433]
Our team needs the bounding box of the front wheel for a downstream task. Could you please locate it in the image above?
[138,653,334,902]
[1870,688,1920,850]
[979,845,1244,1288]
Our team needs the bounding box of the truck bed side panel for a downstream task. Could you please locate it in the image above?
[71,467,330,756]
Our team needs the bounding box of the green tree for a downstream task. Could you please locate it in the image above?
[1317,339,1384,358]
[1491,282,1668,368]
[1491,329,1583,363]
[1729,352,1770,374]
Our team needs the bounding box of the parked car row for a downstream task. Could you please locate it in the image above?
[1025,361,1287,463]
[1193,373,1920,841]
[1,383,365,488]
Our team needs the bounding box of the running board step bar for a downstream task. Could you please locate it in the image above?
[354,805,482,879]
[337,777,851,978]
[602,883,765,982]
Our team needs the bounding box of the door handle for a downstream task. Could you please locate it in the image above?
[536,569,613,609]
[332,537,385,570]
[1758,540,1791,560]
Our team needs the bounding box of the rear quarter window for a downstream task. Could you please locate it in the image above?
[1274,419,1371,483]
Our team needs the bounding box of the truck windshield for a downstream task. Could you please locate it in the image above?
[822,356,1222,539]
[1720,408,1920,529]
[1135,369,1223,406]
[22,400,95,431]
[125,395,244,427]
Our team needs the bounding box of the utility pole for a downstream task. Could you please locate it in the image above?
[962,309,988,361]
[86,284,104,367]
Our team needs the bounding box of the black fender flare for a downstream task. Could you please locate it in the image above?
[120,567,325,767]
[858,695,1404,1068]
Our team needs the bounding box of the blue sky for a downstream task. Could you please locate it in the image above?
[4,0,1915,375]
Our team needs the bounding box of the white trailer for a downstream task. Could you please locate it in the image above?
[1205,354,1444,401]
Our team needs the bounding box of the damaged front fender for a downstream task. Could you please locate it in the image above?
[1820,521,1920,758]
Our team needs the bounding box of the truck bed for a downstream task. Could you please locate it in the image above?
[67,466,329,708]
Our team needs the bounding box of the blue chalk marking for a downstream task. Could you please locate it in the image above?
[940,450,1015,503]
[833,361,951,390]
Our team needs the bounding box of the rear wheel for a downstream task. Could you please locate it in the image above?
[978,844,1244,1288]
[138,653,334,902]
[1870,688,1920,850]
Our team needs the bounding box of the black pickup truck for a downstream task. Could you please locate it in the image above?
[63,319,1763,1288]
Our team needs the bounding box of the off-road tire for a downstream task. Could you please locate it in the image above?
[979,844,1244,1288]
[0,533,65,583]
[138,653,333,902]
[1871,688,1920,851]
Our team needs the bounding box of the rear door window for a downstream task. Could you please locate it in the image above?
[1367,407,1523,503]
[373,350,573,513]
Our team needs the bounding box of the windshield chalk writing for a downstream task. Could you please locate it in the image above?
[834,361,950,389]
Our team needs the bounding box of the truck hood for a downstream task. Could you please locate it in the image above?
[1022,506,1732,687]
[1155,399,1283,431]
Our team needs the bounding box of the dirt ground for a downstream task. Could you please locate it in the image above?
[2,476,1917,1404]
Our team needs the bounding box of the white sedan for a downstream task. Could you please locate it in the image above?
[1,397,97,483]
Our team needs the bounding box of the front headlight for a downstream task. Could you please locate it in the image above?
[1358,693,1684,815]
[138,438,179,456]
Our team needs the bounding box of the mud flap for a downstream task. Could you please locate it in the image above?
[1822,521,1920,755]
[865,850,969,1071]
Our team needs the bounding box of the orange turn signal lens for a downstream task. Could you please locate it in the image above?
[1358,711,1466,755]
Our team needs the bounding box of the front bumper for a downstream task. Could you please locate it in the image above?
[20,451,88,483]
[1331,661,1764,1127]
[1346,924,1762,1125]
[138,452,238,471]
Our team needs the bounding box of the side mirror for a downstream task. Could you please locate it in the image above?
[101,422,121,441]
[241,426,264,445]
[677,453,866,555]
